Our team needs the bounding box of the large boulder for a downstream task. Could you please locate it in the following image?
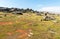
[43,16,55,21]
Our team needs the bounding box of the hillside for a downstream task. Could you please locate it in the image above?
[0,12,60,39]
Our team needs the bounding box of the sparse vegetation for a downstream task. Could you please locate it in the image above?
[0,8,60,39]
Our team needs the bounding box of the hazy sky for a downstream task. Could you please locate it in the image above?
[0,0,60,13]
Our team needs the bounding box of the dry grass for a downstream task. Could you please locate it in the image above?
[0,12,60,39]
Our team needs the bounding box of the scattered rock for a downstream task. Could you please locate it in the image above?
[42,16,56,21]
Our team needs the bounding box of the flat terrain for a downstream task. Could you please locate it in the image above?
[0,12,60,39]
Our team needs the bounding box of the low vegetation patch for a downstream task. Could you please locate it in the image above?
[0,12,60,39]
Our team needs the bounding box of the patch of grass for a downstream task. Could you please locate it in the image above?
[0,12,60,39]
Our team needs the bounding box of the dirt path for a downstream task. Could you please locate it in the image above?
[7,29,33,39]
[0,22,14,25]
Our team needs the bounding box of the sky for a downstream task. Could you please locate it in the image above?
[0,0,60,13]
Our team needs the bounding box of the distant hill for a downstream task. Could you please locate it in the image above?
[0,7,39,13]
